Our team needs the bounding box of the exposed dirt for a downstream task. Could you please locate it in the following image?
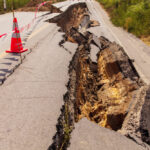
[47,2,150,149]
[47,3,99,33]
[74,38,140,130]
[47,3,89,32]
[26,0,50,7]
[18,0,62,13]
[141,36,150,46]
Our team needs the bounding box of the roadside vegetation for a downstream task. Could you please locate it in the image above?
[97,0,150,44]
[0,0,30,13]
[0,0,64,14]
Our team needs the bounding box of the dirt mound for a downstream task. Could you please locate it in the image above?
[47,3,89,32]
[18,0,61,13]
[26,0,46,7]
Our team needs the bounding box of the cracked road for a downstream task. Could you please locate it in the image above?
[0,0,150,150]
[0,7,77,149]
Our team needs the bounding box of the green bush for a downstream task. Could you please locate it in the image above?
[0,0,30,13]
[98,0,150,37]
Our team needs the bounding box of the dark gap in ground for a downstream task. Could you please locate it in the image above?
[47,2,150,150]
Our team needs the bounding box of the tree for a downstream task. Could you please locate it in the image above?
[3,0,6,10]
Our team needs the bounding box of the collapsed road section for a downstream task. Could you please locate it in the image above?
[47,2,150,150]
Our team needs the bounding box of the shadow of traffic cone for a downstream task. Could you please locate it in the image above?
[6,17,28,53]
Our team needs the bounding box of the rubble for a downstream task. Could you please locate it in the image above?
[47,3,90,32]
[90,20,100,27]
[47,2,150,149]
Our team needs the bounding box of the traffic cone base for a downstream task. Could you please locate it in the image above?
[6,17,28,54]
[6,49,28,53]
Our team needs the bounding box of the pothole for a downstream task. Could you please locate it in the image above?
[47,2,150,149]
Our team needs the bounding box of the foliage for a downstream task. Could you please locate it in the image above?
[0,0,30,12]
[0,0,64,14]
[98,0,150,37]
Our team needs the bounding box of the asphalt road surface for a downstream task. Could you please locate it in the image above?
[68,118,145,150]
[86,0,150,84]
[0,3,77,149]
[0,22,77,150]
[0,0,150,150]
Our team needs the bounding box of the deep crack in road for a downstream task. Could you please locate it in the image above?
[0,1,150,150]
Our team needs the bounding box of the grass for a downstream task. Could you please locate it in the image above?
[97,0,150,40]
[141,36,150,46]
[0,0,30,13]
[0,0,30,14]
[0,0,64,14]
[60,103,72,150]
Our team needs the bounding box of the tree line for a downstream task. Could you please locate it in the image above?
[98,0,150,37]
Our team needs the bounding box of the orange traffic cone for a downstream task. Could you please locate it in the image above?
[6,17,28,53]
